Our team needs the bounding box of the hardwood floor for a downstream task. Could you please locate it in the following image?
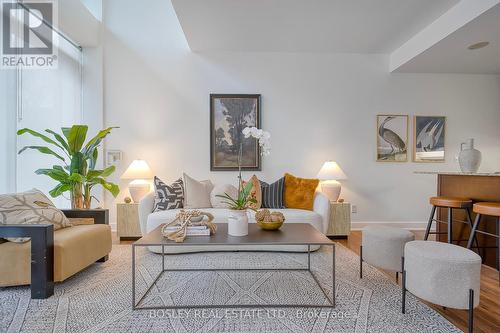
[115,230,500,333]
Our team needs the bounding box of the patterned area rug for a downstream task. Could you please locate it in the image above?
[1,244,459,333]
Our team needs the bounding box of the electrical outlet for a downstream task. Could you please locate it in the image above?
[351,205,357,214]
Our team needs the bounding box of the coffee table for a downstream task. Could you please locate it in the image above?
[132,223,335,310]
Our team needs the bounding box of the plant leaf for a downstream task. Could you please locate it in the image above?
[70,152,87,175]
[68,172,85,183]
[35,167,70,183]
[83,127,119,160]
[66,125,88,154]
[87,166,115,179]
[88,148,98,169]
[91,178,120,197]
[215,193,238,204]
[45,129,70,155]
[84,127,118,150]
[49,183,72,197]
[18,146,65,161]
[17,128,65,152]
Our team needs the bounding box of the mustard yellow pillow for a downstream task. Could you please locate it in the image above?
[284,173,319,210]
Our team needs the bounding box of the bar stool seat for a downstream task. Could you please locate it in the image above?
[468,202,500,286]
[430,196,472,208]
[473,202,500,216]
[425,196,477,247]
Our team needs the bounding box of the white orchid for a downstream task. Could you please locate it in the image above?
[242,126,271,156]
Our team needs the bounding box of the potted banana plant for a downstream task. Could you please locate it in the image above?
[17,125,120,209]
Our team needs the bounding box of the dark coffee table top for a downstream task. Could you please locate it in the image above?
[134,223,334,246]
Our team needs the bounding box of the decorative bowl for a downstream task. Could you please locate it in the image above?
[256,220,284,231]
[190,215,204,222]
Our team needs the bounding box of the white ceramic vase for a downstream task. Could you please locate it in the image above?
[228,209,249,236]
[458,138,481,173]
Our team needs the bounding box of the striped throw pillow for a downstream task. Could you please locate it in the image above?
[259,177,285,209]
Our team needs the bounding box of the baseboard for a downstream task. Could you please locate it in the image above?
[351,221,433,231]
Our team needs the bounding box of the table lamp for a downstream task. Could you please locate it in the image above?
[121,160,153,203]
[316,161,347,202]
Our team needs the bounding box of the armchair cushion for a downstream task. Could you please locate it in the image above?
[0,224,111,287]
[0,189,71,243]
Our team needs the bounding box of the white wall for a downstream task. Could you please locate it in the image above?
[102,0,500,228]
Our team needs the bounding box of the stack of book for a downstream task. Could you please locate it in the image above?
[163,225,210,236]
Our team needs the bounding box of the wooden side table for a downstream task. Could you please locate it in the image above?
[117,203,142,240]
[326,202,351,239]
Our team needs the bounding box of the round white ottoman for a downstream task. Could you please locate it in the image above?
[402,241,481,333]
[360,226,415,279]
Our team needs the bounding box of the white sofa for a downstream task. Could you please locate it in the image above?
[139,191,330,254]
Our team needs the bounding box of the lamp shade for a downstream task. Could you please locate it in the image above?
[316,161,347,180]
[121,160,153,180]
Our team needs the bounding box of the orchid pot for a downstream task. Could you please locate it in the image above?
[227,209,249,236]
[215,126,271,237]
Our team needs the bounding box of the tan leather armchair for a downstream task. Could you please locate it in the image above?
[0,209,112,298]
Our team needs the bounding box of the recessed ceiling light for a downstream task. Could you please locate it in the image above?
[467,41,489,50]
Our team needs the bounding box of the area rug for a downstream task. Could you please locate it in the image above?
[1,244,459,333]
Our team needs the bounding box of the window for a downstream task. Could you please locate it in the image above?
[0,4,83,206]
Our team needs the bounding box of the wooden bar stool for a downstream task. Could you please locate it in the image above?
[425,197,479,249]
[467,202,500,286]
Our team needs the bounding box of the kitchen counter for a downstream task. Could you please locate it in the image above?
[415,171,500,176]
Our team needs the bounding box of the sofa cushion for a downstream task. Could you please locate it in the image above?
[242,175,262,209]
[146,208,323,234]
[153,176,184,212]
[0,224,111,287]
[260,177,285,209]
[183,173,213,208]
[284,173,319,210]
[210,184,238,208]
[0,189,72,243]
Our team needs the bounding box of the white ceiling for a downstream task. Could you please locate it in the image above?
[172,0,459,53]
[393,4,500,74]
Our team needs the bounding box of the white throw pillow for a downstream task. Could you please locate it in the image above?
[210,184,238,208]
[183,173,213,208]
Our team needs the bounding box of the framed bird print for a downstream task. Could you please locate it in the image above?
[376,115,408,162]
[413,116,446,163]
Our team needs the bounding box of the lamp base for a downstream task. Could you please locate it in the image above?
[321,180,342,202]
[129,180,150,203]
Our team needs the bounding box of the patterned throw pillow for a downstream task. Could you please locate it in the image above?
[153,177,184,212]
[242,175,262,209]
[259,177,285,209]
[0,189,72,243]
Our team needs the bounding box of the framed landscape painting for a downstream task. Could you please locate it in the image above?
[376,115,408,162]
[210,94,261,171]
[414,116,446,163]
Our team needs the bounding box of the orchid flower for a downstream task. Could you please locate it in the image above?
[243,126,271,156]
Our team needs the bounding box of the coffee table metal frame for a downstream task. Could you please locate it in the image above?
[132,224,335,310]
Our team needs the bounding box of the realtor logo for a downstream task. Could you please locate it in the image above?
[1,0,58,68]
